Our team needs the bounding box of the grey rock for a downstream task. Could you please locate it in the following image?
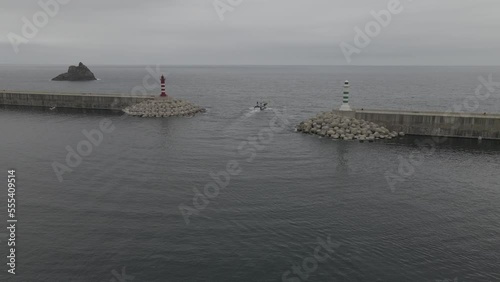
[52,62,97,81]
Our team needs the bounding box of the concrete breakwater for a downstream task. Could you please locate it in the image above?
[297,111,404,141]
[123,98,205,117]
[346,109,500,140]
[0,91,152,110]
[297,108,500,141]
[2,91,499,139]
[0,90,205,118]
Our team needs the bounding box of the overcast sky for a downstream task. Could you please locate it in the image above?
[1,0,499,65]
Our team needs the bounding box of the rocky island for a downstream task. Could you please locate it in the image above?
[52,62,97,81]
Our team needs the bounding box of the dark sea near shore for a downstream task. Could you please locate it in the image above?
[0,65,499,282]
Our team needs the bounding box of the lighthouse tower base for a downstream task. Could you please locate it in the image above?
[339,104,352,111]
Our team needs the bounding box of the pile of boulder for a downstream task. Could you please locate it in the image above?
[123,98,205,118]
[296,111,404,141]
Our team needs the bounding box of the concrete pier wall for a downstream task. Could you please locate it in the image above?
[335,109,500,140]
[2,91,499,139]
[0,91,153,111]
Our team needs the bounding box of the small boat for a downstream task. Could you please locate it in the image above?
[254,102,268,111]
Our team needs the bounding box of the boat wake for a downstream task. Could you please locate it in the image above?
[243,107,273,118]
[219,107,276,136]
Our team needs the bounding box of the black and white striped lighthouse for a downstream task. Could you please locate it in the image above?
[160,75,167,97]
[339,80,352,111]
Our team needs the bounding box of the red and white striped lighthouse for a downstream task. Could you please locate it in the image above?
[160,75,167,97]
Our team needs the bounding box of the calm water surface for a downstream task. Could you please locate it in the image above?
[0,66,499,282]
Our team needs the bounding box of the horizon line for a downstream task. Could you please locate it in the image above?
[1,63,500,67]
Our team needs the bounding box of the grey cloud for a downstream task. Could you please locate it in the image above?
[1,0,499,65]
